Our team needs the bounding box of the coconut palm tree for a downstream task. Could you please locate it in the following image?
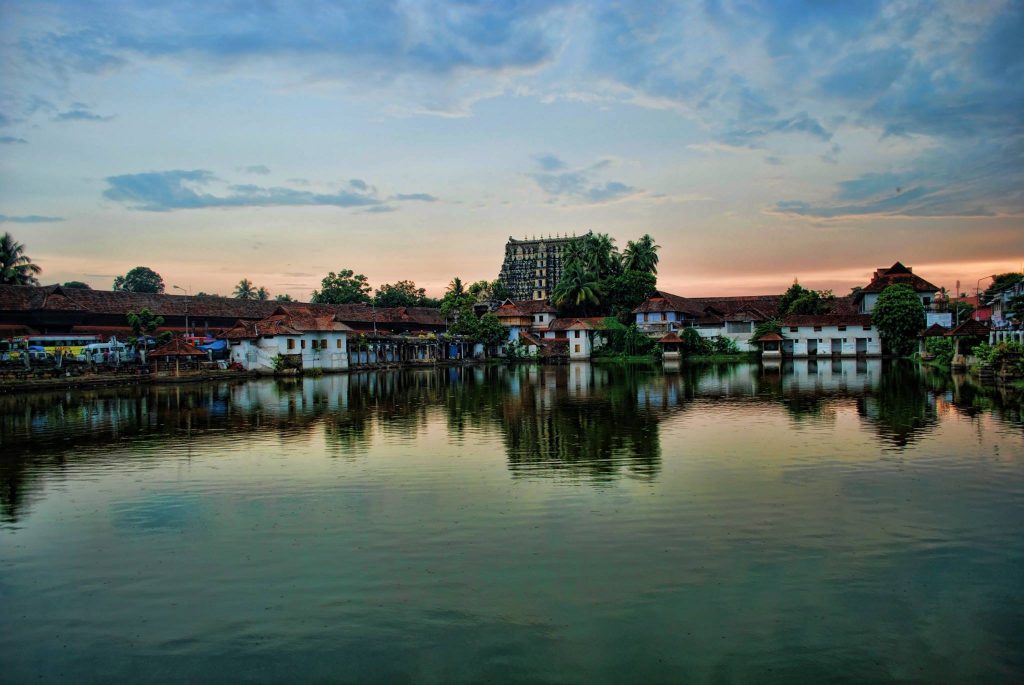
[584,233,621,278]
[447,276,465,298]
[623,234,660,274]
[233,278,257,300]
[0,232,42,285]
[256,286,270,301]
[552,262,603,315]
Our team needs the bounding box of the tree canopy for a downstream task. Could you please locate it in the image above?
[61,281,91,289]
[233,278,257,300]
[777,282,835,316]
[311,269,371,304]
[983,273,1023,301]
[374,280,429,308]
[0,232,42,286]
[113,266,164,293]
[127,308,164,345]
[872,284,925,357]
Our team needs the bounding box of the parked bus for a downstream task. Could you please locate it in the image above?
[27,335,101,358]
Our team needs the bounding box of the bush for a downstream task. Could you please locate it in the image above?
[924,337,954,366]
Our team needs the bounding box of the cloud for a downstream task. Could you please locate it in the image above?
[534,153,566,171]
[0,136,28,144]
[238,165,271,175]
[54,106,114,122]
[529,157,641,205]
[392,193,437,202]
[101,169,435,212]
[0,214,64,223]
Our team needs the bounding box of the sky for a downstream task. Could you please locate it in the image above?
[1,0,1022,299]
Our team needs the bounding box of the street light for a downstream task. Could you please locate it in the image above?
[173,285,190,337]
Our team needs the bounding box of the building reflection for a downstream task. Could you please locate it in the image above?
[2,361,1022,523]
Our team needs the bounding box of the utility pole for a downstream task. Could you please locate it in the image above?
[173,285,191,337]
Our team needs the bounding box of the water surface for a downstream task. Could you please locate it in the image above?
[1,361,1022,684]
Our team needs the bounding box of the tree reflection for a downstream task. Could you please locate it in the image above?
[2,361,1021,523]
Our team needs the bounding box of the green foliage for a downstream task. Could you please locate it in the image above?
[256,286,270,301]
[973,341,1024,374]
[126,308,164,344]
[157,331,173,345]
[474,313,508,348]
[872,284,926,357]
[233,278,257,299]
[270,354,287,372]
[680,328,705,355]
[1008,294,1024,322]
[61,281,91,289]
[113,266,164,293]
[599,318,655,356]
[983,273,1023,301]
[777,282,834,315]
[924,336,954,366]
[552,262,603,314]
[440,275,475,320]
[0,232,42,286]
[752,319,782,341]
[603,270,657,319]
[622,234,660,274]
[467,279,508,304]
[374,280,426,308]
[311,269,372,304]
[275,294,294,302]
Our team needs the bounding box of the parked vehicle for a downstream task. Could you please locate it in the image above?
[76,341,130,363]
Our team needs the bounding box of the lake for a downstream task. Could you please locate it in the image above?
[1,361,1022,684]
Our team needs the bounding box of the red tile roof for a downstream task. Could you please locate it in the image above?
[656,332,684,344]
[920,323,949,337]
[857,262,940,296]
[754,331,784,342]
[219,306,353,339]
[945,319,989,337]
[548,316,611,331]
[782,314,874,327]
[150,338,206,357]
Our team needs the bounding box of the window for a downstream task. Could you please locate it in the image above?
[320,339,327,349]
[923,297,931,306]
[287,339,295,350]
[574,330,581,339]
[301,339,306,349]
[790,326,798,332]
[726,321,751,333]
[336,339,342,348]
[838,325,846,331]
[813,326,822,332]
[574,344,580,353]
[863,325,872,330]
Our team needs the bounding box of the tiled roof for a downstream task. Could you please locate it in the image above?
[782,314,875,327]
[0,284,444,328]
[548,316,611,331]
[511,299,558,314]
[945,319,989,337]
[857,262,940,296]
[495,302,529,318]
[754,331,784,342]
[219,306,353,339]
[656,332,683,344]
[920,323,949,337]
[150,337,206,357]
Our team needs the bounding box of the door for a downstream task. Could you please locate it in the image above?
[856,338,868,355]
[831,338,842,355]
[807,338,817,356]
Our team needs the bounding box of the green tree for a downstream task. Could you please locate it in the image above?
[777,282,806,315]
[777,282,834,315]
[872,284,926,357]
[256,286,270,301]
[622,234,660,274]
[233,278,257,300]
[473,312,508,349]
[311,269,372,304]
[603,270,657,319]
[113,266,164,293]
[983,273,1023,301]
[61,281,91,289]
[275,293,294,302]
[374,280,426,308]
[0,232,42,285]
[440,276,475,320]
[127,308,165,347]
[552,262,603,314]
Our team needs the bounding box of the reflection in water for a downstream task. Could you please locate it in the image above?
[1,362,1023,684]
[2,361,1021,525]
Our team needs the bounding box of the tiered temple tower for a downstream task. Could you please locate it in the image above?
[498,232,589,301]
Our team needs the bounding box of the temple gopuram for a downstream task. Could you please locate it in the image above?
[498,232,589,301]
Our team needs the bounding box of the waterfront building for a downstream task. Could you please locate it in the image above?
[632,292,781,351]
[545,317,609,360]
[220,306,352,372]
[854,262,940,313]
[777,314,881,357]
[498,233,588,301]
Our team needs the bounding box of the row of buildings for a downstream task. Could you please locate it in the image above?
[1,260,1019,371]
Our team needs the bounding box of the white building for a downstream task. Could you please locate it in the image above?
[633,292,781,352]
[220,306,352,372]
[854,262,940,313]
[545,317,609,360]
[777,314,882,357]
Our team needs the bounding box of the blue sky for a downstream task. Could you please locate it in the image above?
[1,0,1021,297]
